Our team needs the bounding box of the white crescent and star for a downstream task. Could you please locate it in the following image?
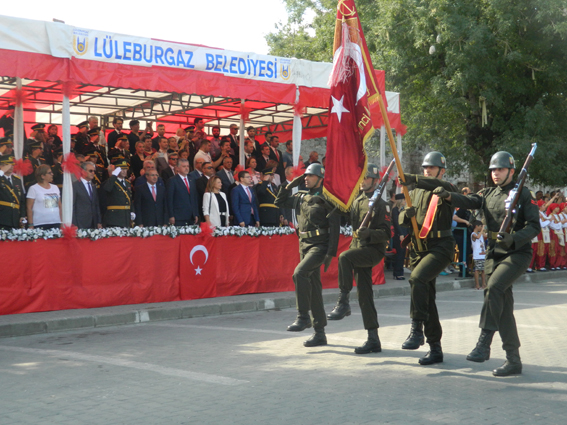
[331,95,350,123]
[190,245,209,275]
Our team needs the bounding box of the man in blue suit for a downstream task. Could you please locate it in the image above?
[134,169,168,226]
[166,158,199,225]
[231,171,260,227]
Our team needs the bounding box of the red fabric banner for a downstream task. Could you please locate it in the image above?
[0,234,385,315]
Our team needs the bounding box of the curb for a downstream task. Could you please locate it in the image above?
[1,271,564,339]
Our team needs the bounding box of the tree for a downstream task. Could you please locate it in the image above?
[267,0,567,185]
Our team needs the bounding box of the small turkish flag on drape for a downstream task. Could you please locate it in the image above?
[323,0,382,211]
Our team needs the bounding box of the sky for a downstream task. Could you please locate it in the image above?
[3,0,290,55]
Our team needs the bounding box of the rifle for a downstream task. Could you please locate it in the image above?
[498,143,537,237]
[359,159,396,230]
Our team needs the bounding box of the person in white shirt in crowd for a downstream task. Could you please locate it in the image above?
[203,175,230,228]
[529,199,551,272]
[470,220,486,289]
[547,203,565,270]
[26,164,62,230]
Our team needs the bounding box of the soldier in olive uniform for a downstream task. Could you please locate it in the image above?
[256,167,280,226]
[275,164,340,347]
[25,141,47,189]
[51,148,64,190]
[398,151,457,365]
[0,152,26,229]
[103,156,132,228]
[330,163,392,354]
[433,151,540,376]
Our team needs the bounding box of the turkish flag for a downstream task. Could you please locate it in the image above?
[323,0,380,211]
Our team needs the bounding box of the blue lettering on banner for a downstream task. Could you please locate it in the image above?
[176,51,185,67]
[215,54,223,72]
[229,57,237,74]
[266,61,273,78]
[143,44,153,63]
[123,41,132,61]
[114,40,122,60]
[94,37,102,57]
[258,60,266,77]
[184,51,195,69]
[222,56,229,73]
[238,58,247,74]
[206,53,215,70]
[249,59,258,76]
[103,36,113,59]
[132,43,142,62]
[165,48,175,66]
[155,46,164,64]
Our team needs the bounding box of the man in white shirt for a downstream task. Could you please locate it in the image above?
[193,140,212,169]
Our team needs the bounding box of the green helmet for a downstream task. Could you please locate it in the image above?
[422,151,447,169]
[305,163,325,178]
[366,163,380,179]
[489,151,515,169]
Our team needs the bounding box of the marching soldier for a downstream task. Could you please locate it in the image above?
[103,156,133,228]
[398,151,457,365]
[274,164,340,347]
[0,149,25,229]
[256,167,280,226]
[433,151,540,376]
[330,163,392,354]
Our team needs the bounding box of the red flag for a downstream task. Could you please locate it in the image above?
[323,0,379,211]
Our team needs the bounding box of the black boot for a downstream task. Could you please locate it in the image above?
[493,349,522,376]
[327,292,351,320]
[354,329,381,354]
[304,328,327,347]
[287,314,312,332]
[466,329,495,363]
[401,320,425,350]
[418,341,443,365]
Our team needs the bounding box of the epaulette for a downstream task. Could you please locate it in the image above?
[12,175,21,180]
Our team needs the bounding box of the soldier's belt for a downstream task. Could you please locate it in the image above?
[425,229,453,239]
[107,205,130,210]
[299,228,329,239]
[259,203,278,209]
[0,201,19,209]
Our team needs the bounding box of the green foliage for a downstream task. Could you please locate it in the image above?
[266,0,567,185]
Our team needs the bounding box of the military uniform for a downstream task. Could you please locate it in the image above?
[398,151,457,365]
[275,164,340,346]
[443,151,540,376]
[103,157,132,228]
[0,155,25,229]
[256,171,280,226]
[25,149,47,189]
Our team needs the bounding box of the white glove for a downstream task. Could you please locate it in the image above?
[130,212,136,220]
[112,167,121,177]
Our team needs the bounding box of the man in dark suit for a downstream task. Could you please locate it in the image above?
[166,158,199,226]
[256,145,272,174]
[228,123,240,158]
[218,156,235,196]
[107,117,123,149]
[231,171,260,227]
[196,162,215,220]
[72,161,102,229]
[268,135,285,182]
[134,168,168,226]
[127,119,141,155]
[160,151,178,184]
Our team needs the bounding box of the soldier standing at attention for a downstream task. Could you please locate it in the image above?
[331,163,392,354]
[433,151,540,376]
[103,156,133,228]
[398,151,457,365]
[275,164,340,347]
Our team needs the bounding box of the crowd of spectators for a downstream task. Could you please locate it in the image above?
[0,114,307,231]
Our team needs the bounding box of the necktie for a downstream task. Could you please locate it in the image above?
[87,182,93,200]
[246,186,253,214]
[228,169,234,183]
[151,185,156,201]
[5,176,12,188]
[184,177,190,194]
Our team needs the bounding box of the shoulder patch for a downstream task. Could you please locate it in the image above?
[386,205,391,213]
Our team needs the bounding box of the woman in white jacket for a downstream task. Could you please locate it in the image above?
[203,176,230,228]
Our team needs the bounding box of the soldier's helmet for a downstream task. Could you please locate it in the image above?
[489,151,515,169]
[366,163,380,179]
[422,151,447,169]
[305,163,325,178]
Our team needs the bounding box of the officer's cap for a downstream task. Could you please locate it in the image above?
[88,127,100,136]
[0,154,15,165]
[76,121,88,130]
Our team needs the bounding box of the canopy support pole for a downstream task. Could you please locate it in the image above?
[61,93,72,225]
[239,99,245,168]
[14,77,24,160]
[292,86,301,167]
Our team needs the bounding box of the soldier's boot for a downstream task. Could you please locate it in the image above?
[466,329,495,363]
[354,328,381,354]
[303,328,327,347]
[287,313,312,332]
[493,349,522,377]
[327,292,351,320]
[401,320,425,350]
[418,341,443,365]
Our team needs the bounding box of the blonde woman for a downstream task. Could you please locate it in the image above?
[203,175,230,228]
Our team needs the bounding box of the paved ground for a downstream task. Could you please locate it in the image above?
[1,274,567,424]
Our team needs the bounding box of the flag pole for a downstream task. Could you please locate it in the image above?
[374,94,423,251]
